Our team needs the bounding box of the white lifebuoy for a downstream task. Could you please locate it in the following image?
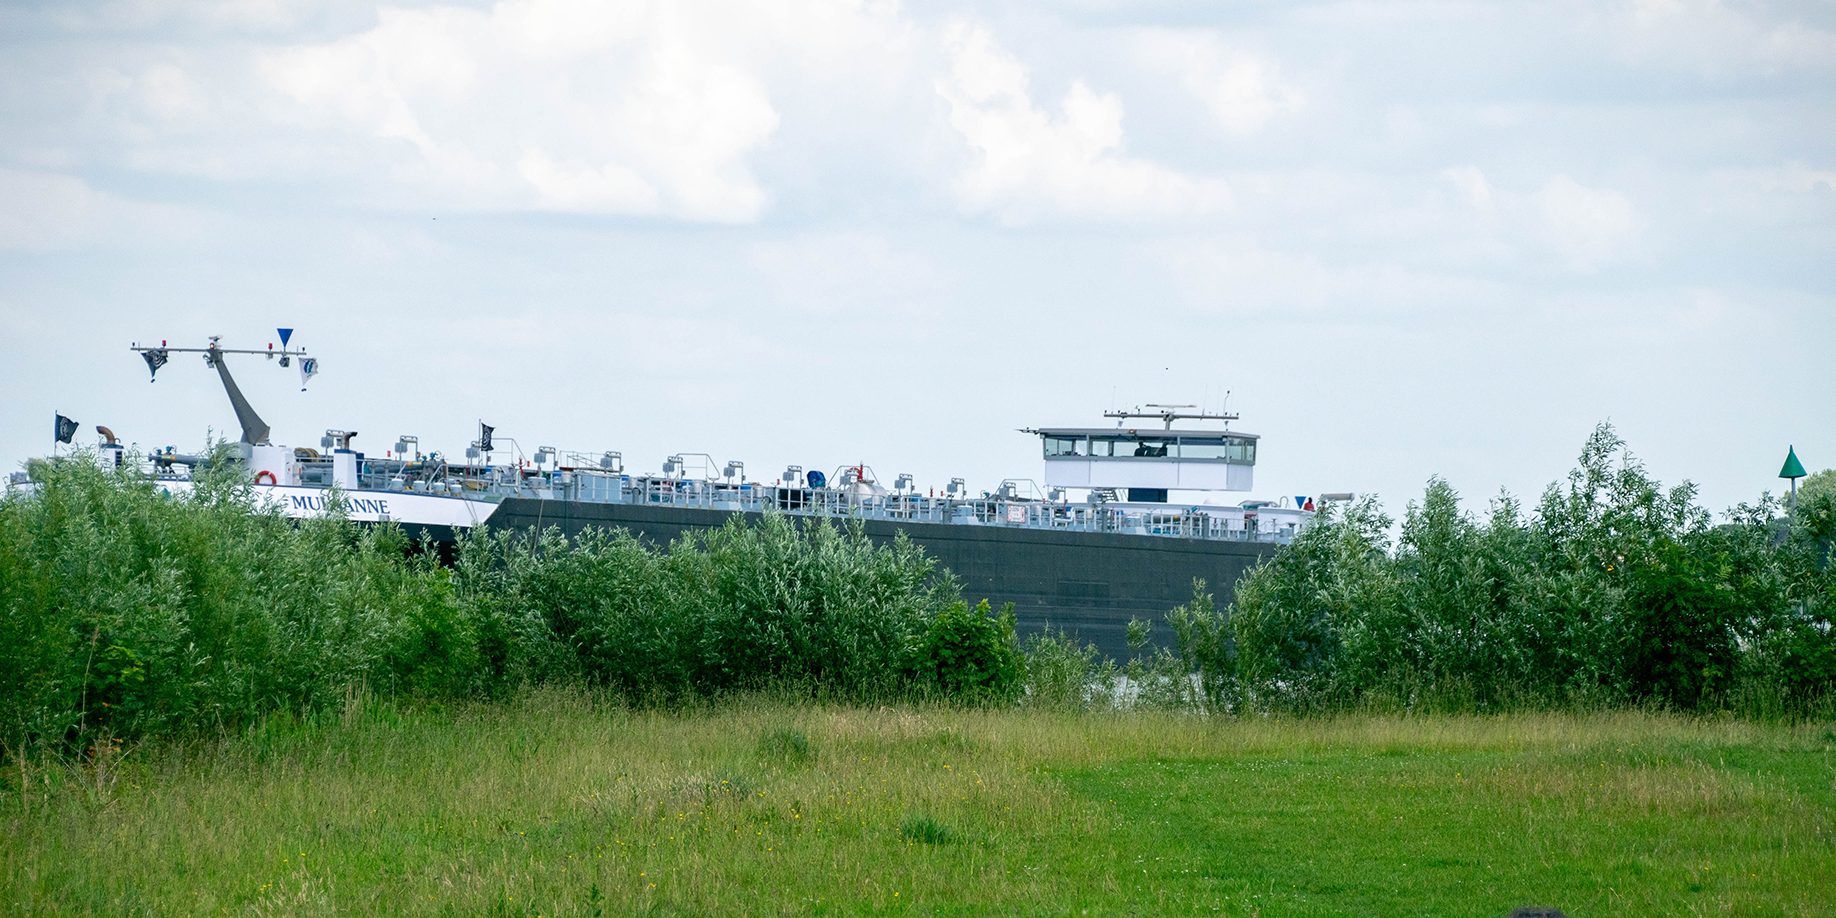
[254,470,278,485]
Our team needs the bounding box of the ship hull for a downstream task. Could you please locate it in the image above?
[488,498,1275,660]
[152,480,500,544]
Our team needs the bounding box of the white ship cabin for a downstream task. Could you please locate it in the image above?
[1033,426,1257,502]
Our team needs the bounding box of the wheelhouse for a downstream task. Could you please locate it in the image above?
[1031,426,1260,500]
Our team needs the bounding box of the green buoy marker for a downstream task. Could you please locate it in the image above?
[1780,445,1807,515]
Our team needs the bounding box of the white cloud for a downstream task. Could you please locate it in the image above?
[1441,165,1494,211]
[1153,234,1507,318]
[52,0,326,33]
[135,62,209,123]
[1719,164,1836,195]
[1131,30,1304,134]
[257,1,780,222]
[936,21,1230,224]
[0,167,204,252]
[1439,167,1643,271]
[1611,0,1836,75]
[746,231,949,322]
[1534,175,1642,271]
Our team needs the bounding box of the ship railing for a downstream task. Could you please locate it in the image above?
[102,453,1307,543]
[392,466,1308,544]
[628,475,1297,542]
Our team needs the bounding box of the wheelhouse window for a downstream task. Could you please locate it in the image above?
[1048,433,1254,462]
[1086,435,1172,458]
[1175,437,1227,460]
[1174,436,1255,462]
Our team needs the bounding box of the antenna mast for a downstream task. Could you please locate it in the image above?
[131,335,313,446]
[1103,403,1239,430]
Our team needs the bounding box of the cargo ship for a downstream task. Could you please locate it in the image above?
[18,335,1324,657]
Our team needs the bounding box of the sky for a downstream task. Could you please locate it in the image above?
[2,0,1831,523]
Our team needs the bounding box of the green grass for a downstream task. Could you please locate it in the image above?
[2,690,1831,916]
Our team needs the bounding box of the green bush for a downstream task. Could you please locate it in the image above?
[0,448,486,753]
[1232,495,1393,711]
[698,516,950,698]
[1163,579,1239,714]
[451,513,960,703]
[1226,423,1832,716]
[1019,627,1115,710]
[0,455,968,754]
[898,814,958,845]
[1620,537,1740,708]
[906,599,1022,703]
[757,727,813,767]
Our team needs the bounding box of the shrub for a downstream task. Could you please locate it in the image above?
[1225,423,1830,716]
[1163,579,1239,714]
[906,599,1022,703]
[0,447,491,753]
[1233,495,1393,710]
[1620,536,1740,708]
[450,514,960,704]
[1019,627,1115,710]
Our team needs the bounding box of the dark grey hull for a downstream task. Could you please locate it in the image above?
[487,498,1276,660]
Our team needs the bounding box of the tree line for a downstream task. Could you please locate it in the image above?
[1224,425,1834,713]
[2,424,1830,756]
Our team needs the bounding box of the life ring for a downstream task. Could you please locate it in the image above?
[254,470,278,485]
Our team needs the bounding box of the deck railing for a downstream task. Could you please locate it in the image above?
[134,458,1307,545]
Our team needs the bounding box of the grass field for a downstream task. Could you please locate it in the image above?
[3,690,1832,916]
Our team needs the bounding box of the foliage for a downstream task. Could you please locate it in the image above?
[4,424,1830,754]
[1619,536,1739,708]
[898,813,959,846]
[1232,495,1394,710]
[1162,579,1240,713]
[1017,627,1116,710]
[905,599,1021,703]
[0,456,971,754]
[0,448,473,754]
[451,513,962,703]
[1116,580,1241,713]
[756,727,813,767]
[1228,424,1833,715]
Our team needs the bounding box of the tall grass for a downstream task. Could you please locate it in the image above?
[2,692,1829,915]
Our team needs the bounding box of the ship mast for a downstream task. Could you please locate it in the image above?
[131,336,313,446]
[1102,403,1238,430]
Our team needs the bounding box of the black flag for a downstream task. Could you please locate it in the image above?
[142,348,169,381]
[54,413,78,444]
[478,422,494,453]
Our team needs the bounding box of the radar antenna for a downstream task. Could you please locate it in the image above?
[1103,402,1239,430]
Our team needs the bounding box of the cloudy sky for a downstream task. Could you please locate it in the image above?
[2,0,1831,520]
